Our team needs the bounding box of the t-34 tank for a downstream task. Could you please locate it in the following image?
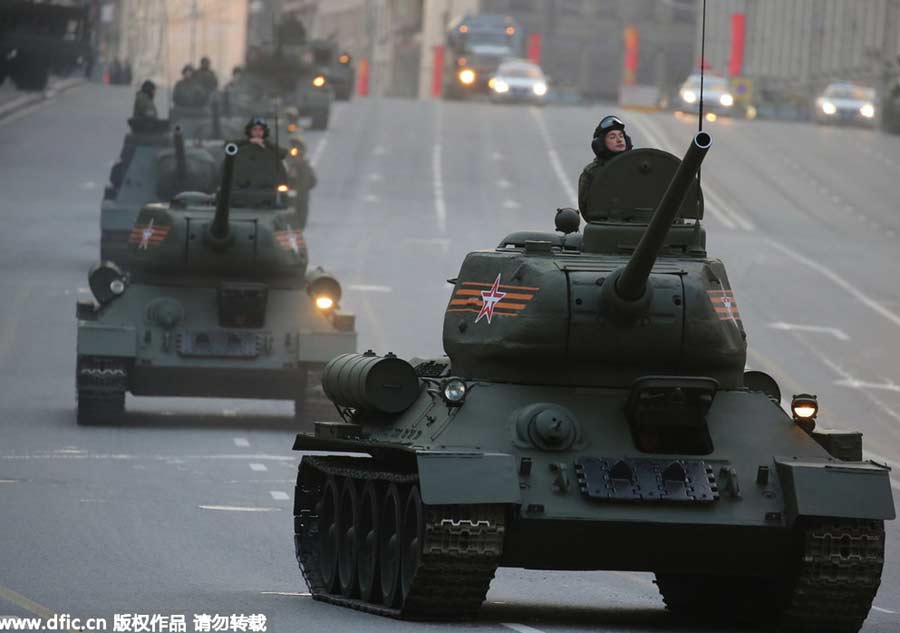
[77,142,356,425]
[169,98,244,141]
[101,117,221,264]
[291,132,895,629]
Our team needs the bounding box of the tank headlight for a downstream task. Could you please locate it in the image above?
[287,123,299,132]
[532,82,548,96]
[682,90,698,104]
[289,147,299,157]
[307,268,342,310]
[312,75,326,88]
[277,184,289,193]
[719,93,734,107]
[315,296,335,310]
[860,103,875,118]
[339,54,350,64]
[459,69,476,85]
[493,79,509,94]
[89,261,127,305]
[821,101,837,115]
[441,378,467,406]
[791,394,818,433]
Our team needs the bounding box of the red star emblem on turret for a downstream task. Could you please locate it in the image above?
[475,273,507,324]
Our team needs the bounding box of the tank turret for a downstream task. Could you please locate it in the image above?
[126,141,308,280]
[443,132,744,389]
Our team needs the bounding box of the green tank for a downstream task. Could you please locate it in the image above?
[169,99,244,141]
[100,118,222,264]
[225,26,332,130]
[291,133,895,628]
[78,142,356,425]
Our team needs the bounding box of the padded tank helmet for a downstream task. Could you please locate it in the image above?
[244,116,270,139]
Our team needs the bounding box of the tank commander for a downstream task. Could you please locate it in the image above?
[132,80,158,119]
[578,115,633,215]
[195,56,219,96]
[232,117,289,191]
[173,64,206,107]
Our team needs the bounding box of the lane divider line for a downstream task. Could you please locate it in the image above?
[529,107,578,208]
[249,463,267,472]
[269,491,289,501]
[198,505,281,512]
[502,623,546,633]
[233,438,250,448]
[0,584,54,620]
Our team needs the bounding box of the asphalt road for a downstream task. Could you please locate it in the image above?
[0,83,898,633]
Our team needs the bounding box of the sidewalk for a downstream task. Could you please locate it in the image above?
[0,76,87,120]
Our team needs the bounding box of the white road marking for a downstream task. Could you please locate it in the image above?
[269,491,290,501]
[529,107,578,207]
[349,284,392,293]
[249,463,268,472]
[373,145,388,156]
[260,592,311,597]
[835,378,900,393]
[0,480,18,484]
[364,193,380,203]
[502,199,521,209]
[502,624,545,633]
[309,137,329,168]
[765,238,900,329]
[432,143,446,233]
[368,173,383,182]
[198,505,281,512]
[491,152,504,161]
[497,178,511,189]
[223,409,237,417]
[233,437,250,447]
[768,322,850,341]
[79,181,97,191]
[872,606,896,614]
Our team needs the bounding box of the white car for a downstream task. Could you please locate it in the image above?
[814,82,877,127]
[676,74,735,115]
[489,60,548,104]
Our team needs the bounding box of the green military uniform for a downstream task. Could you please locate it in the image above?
[173,78,207,107]
[194,67,218,96]
[577,158,608,216]
[133,90,157,119]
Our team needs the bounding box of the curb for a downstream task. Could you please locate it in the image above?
[0,77,87,120]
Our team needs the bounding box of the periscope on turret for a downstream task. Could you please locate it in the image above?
[289,133,895,628]
[77,143,357,425]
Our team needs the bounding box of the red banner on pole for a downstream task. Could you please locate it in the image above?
[729,13,746,77]
[527,33,542,65]
[432,45,444,98]
[358,58,370,96]
[623,25,639,86]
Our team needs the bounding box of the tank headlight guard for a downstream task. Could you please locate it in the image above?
[307,268,342,312]
[441,378,467,406]
[791,393,818,433]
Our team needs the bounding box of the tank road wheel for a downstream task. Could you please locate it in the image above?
[400,485,424,600]
[337,477,360,597]
[76,356,128,426]
[776,518,885,633]
[317,475,341,593]
[379,483,404,607]
[356,480,381,603]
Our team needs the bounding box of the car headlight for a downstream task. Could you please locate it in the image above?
[312,75,326,88]
[682,90,698,104]
[458,69,476,85]
[860,103,875,118]
[821,101,837,115]
[532,82,548,96]
[493,79,509,93]
[719,93,734,107]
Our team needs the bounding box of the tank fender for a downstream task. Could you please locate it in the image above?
[416,451,521,505]
[76,324,137,358]
[774,457,896,522]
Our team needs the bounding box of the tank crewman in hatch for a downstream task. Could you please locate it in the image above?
[233,117,289,190]
[194,56,219,97]
[173,64,207,107]
[133,80,158,119]
[578,115,634,215]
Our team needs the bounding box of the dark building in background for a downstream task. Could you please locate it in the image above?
[480,0,698,101]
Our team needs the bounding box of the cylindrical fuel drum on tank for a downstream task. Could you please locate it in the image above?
[322,353,420,414]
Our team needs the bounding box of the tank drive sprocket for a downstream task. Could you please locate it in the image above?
[294,456,506,619]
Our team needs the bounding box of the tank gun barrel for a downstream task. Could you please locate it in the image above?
[210,142,239,241]
[616,132,711,301]
[173,127,187,187]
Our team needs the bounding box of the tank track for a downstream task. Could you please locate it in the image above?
[294,456,506,620]
[655,518,885,633]
[777,518,885,633]
[76,356,129,425]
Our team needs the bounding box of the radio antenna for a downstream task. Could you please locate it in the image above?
[698,0,707,132]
